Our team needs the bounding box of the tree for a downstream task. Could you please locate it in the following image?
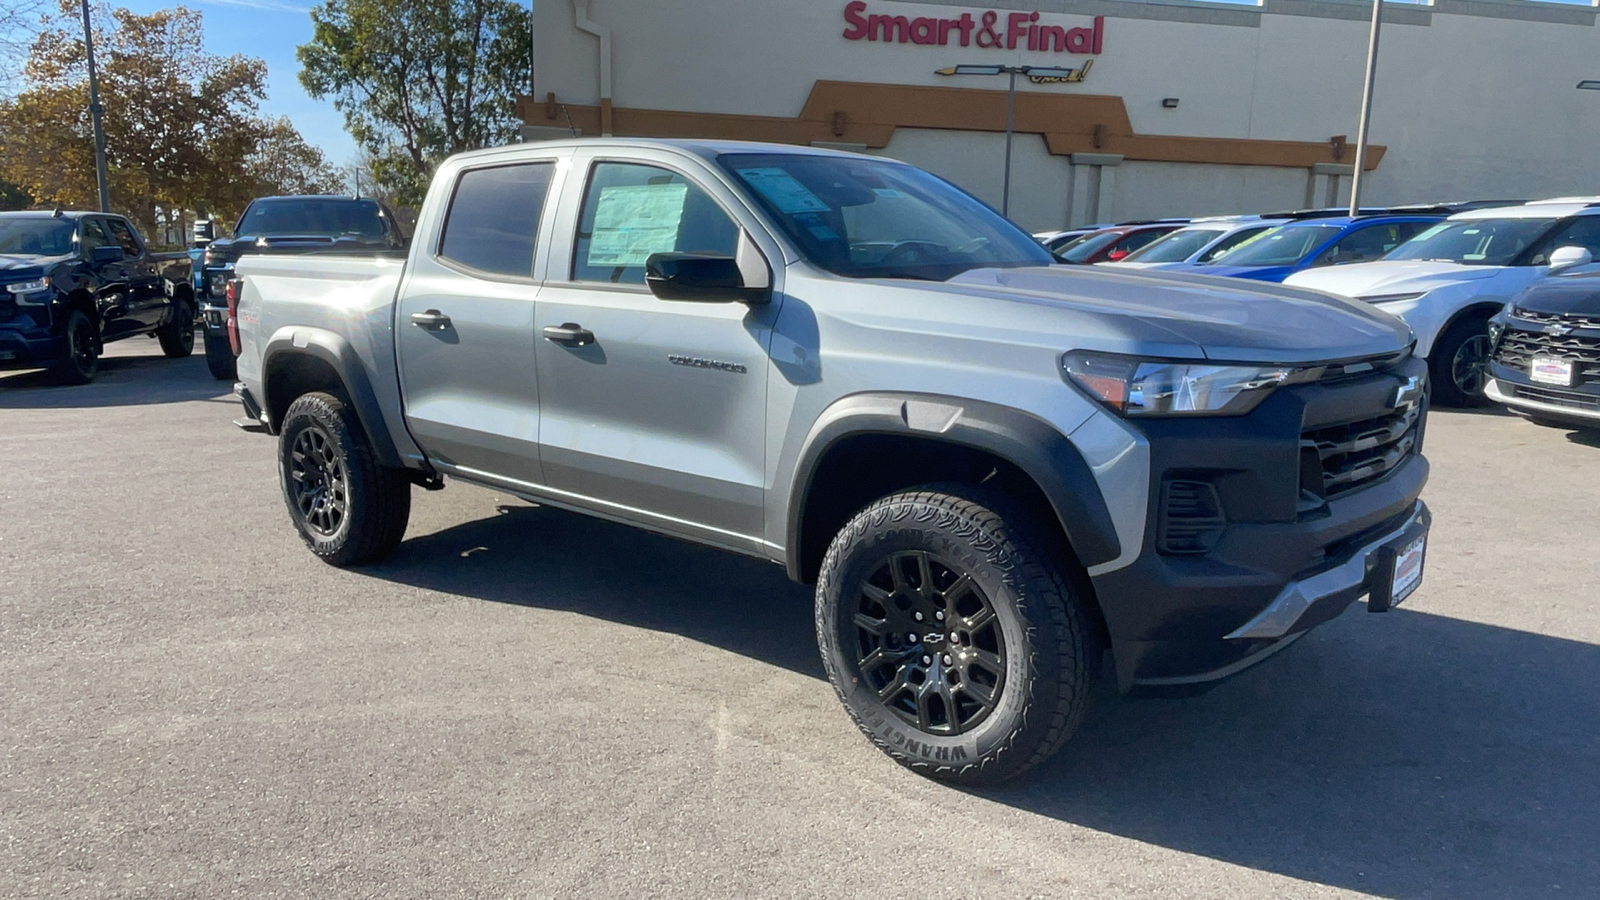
[297,0,530,207]
[0,3,343,233]
[0,0,47,89]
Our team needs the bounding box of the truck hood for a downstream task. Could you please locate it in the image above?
[0,253,69,273]
[922,266,1413,364]
[1284,260,1505,298]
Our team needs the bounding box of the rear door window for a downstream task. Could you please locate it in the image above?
[436,162,556,279]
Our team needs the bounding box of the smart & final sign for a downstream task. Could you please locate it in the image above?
[842,2,1104,55]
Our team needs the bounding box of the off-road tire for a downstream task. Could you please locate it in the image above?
[48,310,100,385]
[203,331,235,380]
[278,392,411,566]
[1429,315,1493,408]
[157,299,196,358]
[815,486,1092,785]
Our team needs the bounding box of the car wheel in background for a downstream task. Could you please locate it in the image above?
[48,310,100,385]
[278,392,411,566]
[204,332,236,381]
[1430,315,1493,407]
[157,299,196,358]
[814,486,1092,784]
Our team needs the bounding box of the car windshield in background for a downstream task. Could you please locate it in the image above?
[718,153,1053,280]
[1121,228,1226,263]
[1057,231,1121,263]
[237,199,388,238]
[0,218,76,256]
[1212,224,1341,266]
[1384,218,1557,266]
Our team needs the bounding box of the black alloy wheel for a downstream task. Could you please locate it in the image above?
[289,423,349,537]
[50,310,100,385]
[853,550,1007,736]
[157,300,196,357]
[1450,333,1490,399]
[815,487,1092,784]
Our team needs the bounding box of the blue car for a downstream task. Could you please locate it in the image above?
[1189,215,1443,282]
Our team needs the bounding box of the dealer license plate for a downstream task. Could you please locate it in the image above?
[1530,357,1574,386]
[1390,534,1426,606]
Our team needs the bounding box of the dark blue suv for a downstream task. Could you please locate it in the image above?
[1189,214,1443,282]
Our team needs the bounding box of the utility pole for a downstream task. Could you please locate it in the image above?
[1348,0,1384,216]
[80,0,111,213]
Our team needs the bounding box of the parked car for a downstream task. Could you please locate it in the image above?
[1485,270,1600,429]
[1189,214,1443,283]
[196,196,405,380]
[1109,216,1286,269]
[1033,225,1107,255]
[231,139,1430,784]
[1054,220,1189,264]
[0,210,195,384]
[1285,199,1600,405]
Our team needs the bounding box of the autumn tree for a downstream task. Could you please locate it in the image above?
[297,0,530,206]
[0,3,343,234]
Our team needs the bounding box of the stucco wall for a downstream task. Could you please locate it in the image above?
[532,0,1600,225]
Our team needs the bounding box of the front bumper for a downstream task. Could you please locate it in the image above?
[1088,356,1431,689]
[0,326,64,369]
[1485,375,1600,424]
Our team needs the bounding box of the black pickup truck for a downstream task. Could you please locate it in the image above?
[0,210,195,384]
[196,196,405,380]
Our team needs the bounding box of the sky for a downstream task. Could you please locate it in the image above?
[118,0,359,166]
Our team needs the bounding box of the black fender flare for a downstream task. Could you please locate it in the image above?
[785,392,1122,581]
[261,327,402,469]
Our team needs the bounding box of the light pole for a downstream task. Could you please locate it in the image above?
[936,64,1079,217]
[1347,0,1384,217]
[79,0,110,213]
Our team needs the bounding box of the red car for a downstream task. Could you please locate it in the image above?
[1054,220,1188,264]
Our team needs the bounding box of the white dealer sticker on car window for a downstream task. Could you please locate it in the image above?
[587,183,687,267]
[737,168,830,214]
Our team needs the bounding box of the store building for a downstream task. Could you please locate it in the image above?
[523,0,1600,232]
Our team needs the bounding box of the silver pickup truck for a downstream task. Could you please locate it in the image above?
[232,138,1431,783]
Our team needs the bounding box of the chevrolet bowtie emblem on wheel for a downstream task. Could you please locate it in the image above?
[923,632,947,645]
[1393,375,1425,412]
[1545,323,1575,337]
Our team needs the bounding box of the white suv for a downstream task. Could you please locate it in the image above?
[1285,199,1600,405]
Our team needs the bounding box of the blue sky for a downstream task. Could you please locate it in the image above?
[119,0,359,166]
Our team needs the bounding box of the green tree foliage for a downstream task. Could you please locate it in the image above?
[0,2,343,234]
[298,0,530,207]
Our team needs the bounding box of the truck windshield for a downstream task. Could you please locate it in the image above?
[718,153,1053,280]
[0,218,76,256]
[1383,218,1556,266]
[237,199,388,239]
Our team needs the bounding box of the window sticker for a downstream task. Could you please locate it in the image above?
[737,167,830,214]
[586,183,688,267]
[807,224,840,241]
[872,188,906,199]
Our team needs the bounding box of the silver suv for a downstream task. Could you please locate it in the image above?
[232,140,1432,783]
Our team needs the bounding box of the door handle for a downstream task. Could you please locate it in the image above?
[410,310,451,330]
[543,323,595,347]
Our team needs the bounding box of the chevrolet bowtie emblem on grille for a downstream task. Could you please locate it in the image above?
[1545,322,1575,337]
[1393,375,1425,412]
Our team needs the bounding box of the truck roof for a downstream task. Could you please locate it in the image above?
[458,137,878,164]
[0,209,122,220]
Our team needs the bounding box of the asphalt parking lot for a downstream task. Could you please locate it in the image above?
[3,336,1597,900]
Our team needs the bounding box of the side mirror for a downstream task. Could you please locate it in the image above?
[91,245,124,265]
[1548,245,1593,272]
[645,233,772,304]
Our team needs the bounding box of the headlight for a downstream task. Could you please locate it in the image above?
[1357,292,1426,304]
[5,278,50,303]
[1062,351,1318,416]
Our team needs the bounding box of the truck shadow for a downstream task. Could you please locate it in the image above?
[371,501,1598,900]
[0,348,229,408]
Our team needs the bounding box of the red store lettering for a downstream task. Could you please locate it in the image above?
[842,2,1103,54]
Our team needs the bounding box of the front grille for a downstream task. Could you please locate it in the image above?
[0,296,14,322]
[1301,403,1422,501]
[1513,384,1600,411]
[1512,308,1600,331]
[1495,327,1600,386]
